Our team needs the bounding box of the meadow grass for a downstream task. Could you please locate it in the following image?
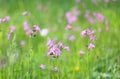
[0,0,120,79]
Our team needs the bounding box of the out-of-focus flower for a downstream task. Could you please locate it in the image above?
[20,40,26,47]
[22,11,29,16]
[63,46,70,51]
[81,30,87,38]
[96,13,104,22]
[7,33,11,40]
[75,0,80,3]
[40,64,45,69]
[89,35,96,41]
[69,35,75,42]
[40,29,48,36]
[10,26,16,33]
[23,21,29,31]
[68,16,77,24]
[57,42,63,48]
[54,67,59,72]
[104,0,109,3]
[88,17,94,24]
[0,16,10,23]
[88,43,95,50]
[33,25,40,31]
[65,24,72,30]
[4,16,10,21]
[26,30,33,36]
[79,50,85,55]
[47,39,70,57]
[66,10,79,24]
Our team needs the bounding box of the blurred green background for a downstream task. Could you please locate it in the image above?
[0,0,120,79]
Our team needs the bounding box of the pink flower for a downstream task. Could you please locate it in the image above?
[23,21,29,31]
[81,30,87,38]
[88,43,95,50]
[69,35,75,42]
[75,0,80,3]
[26,30,33,36]
[85,11,90,18]
[40,64,45,69]
[54,67,59,72]
[88,17,94,24]
[66,12,71,19]
[0,18,2,23]
[34,25,40,31]
[4,16,10,21]
[47,39,70,57]
[7,33,11,39]
[80,50,85,55]
[20,40,26,47]
[68,16,77,24]
[22,11,29,16]
[63,46,70,51]
[10,26,16,33]
[65,24,72,30]
[96,13,104,22]
[89,35,96,41]
[2,18,7,22]
[57,42,63,48]
[104,0,109,3]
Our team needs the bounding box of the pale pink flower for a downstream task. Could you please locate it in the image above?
[65,24,72,30]
[88,43,95,50]
[7,33,11,39]
[88,17,94,24]
[63,46,70,51]
[66,12,71,19]
[2,18,7,22]
[40,29,48,36]
[75,0,80,3]
[89,35,96,41]
[96,13,104,22]
[10,26,16,33]
[57,42,63,48]
[85,11,90,18]
[23,21,29,31]
[54,67,59,72]
[20,40,26,47]
[81,30,87,38]
[40,64,45,69]
[104,0,109,3]
[4,16,10,21]
[22,11,29,16]
[69,35,75,42]
[68,16,77,24]
[0,18,2,23]
[26,30,33,36]
[34,25,40,31]
[80,50,85,55]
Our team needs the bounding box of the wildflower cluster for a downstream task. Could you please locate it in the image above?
[23,21,40,37]
[81,29,96,50]
[47,39,70,57]
[0,16,10,23]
